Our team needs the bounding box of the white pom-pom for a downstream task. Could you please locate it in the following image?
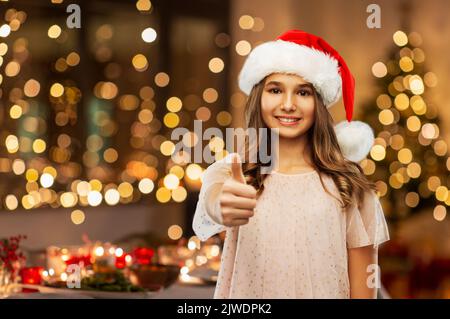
[334,121,374,162]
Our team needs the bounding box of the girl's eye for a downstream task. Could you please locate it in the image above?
[298,90,311,96]
[269,88,281,94]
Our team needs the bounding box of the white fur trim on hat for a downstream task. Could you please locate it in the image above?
[334,120,374,162]
[238,39,342,107]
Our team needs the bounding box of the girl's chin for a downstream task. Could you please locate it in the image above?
[271,127,306,139]
[278,132,305,139]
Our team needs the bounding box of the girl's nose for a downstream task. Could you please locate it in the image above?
[281,93,296,112]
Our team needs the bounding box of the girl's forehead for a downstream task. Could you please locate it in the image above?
[265,72,310,85]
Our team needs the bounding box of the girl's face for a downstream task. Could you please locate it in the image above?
[261,73,315,139]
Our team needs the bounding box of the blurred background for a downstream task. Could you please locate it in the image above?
[0,0,449,299]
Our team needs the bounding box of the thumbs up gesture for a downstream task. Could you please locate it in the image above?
[218,154,257,227]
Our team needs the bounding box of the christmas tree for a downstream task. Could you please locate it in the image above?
[360,28,449,223]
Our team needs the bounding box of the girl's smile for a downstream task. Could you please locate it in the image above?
[275,115,303,126]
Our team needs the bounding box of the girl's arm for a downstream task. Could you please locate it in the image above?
[346,190,390,298]
[192,155,233,241]
[348,245,378,299]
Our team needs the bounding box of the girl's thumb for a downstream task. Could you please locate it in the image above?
[231,154,246,184]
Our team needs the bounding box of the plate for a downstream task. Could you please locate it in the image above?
[16,284,162,299]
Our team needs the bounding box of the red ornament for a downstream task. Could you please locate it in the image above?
[64,254,92,267]
[0,234,27,277]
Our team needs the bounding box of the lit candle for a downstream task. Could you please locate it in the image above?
[125,254,133,266]
[20,267,43,285]
[46,246,66,276]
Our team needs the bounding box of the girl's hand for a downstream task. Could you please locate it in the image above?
[218,154,257,227]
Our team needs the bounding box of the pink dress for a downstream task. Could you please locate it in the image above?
[193,153,390,298]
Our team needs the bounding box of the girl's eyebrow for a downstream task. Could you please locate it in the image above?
[265,81,312,89]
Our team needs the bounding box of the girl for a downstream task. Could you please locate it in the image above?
[193,30,390,298]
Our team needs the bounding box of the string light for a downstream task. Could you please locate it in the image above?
[105,189,120,205]
[71,209,85,225]
[168,225,183,240]
[47,25,61,39]
[141,27,157,43]
[208,57,224,73]
[0,24,11,37]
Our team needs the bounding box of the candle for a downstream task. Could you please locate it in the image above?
[46,246,66,276]
[125,254,133,266]
[20,267,43,285]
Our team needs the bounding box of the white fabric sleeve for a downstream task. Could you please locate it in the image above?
[192,153,236,242]
[346,189,390,249]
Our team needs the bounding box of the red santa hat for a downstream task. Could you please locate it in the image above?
[238,29,374,162]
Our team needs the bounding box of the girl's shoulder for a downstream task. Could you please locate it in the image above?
[317,171,340,191]
[315,171,346,206]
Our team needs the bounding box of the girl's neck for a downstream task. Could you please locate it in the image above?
[273,135,314,171]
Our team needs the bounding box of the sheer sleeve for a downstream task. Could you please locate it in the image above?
[192,153,235,241]
[346,189,390,249]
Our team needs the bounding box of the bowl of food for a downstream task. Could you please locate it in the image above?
[129,264,180,289]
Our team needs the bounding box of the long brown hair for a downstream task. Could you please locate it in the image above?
[239,76,378,210]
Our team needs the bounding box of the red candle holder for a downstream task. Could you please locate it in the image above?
[133,247,154,265]
[20,267,43,290]
[115,253,128,269]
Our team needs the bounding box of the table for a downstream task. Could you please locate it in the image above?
[5,281,215,299]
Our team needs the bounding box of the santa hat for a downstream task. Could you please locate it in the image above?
[238,29,374,162]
